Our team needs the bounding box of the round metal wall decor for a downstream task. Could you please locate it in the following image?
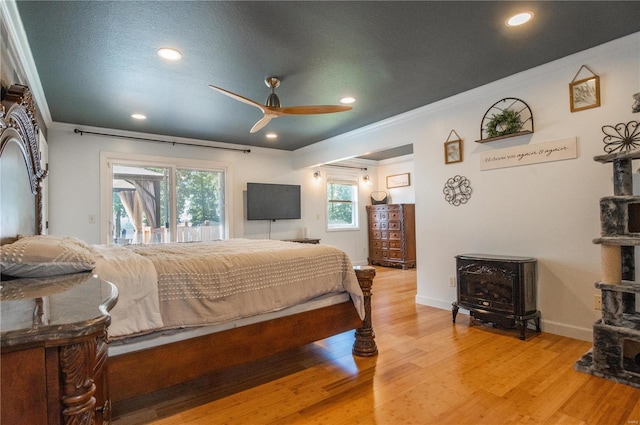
[443,175,472,206]
[602,121,640,154]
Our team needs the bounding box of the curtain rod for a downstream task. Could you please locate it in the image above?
[324,164,367,171]
[73,129,251,153]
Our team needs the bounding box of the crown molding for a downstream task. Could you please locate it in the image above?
[2,0,52,127]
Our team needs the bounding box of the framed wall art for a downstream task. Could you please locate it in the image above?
[386,173,410,189]
[444,130,463,164]
[570,65,600,112]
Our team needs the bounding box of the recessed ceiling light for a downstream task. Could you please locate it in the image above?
[131,113,147,120]
[266,133,278,139]
[506,12,534,27]
[157,47,182,61]
[340,97,356,104]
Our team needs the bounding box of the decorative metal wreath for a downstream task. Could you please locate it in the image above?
[443,175,472,206]
[602,121,640,154]
[479,98,533,142]
[486,109,522,138]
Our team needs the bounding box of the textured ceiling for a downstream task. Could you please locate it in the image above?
[13,1,640,153]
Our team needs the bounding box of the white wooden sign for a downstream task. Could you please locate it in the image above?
[480,137,578,171]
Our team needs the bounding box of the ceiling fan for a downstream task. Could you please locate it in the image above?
[208,77,352,133]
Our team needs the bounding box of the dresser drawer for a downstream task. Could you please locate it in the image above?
[371,240,383,249]
[388,250,403,259]
[371,221,389,230]
[369,249,385,258]
[389,211,402,221]
[389,240,402,249]
[388,221,401,231]
[370,211,389,221]
[388,231,401,240]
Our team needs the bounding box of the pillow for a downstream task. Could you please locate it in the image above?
[17,234,91,249]
[1,235,96,277]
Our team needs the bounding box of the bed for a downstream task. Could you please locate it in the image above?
[0,85,377,413]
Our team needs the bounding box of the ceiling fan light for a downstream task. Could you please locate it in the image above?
[340,97,356,104]
[157,47,182,61]
[266,93,281,108]
[266,133,277,139]
[506,12,533,27]
[131,113,147,120]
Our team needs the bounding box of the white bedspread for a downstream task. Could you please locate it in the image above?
[91,239,363,339]
[91,244,164,338]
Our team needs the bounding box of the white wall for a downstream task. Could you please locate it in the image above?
[377,154,415,204]
[45,126,373,264]
[303,164,376,262]
[294,32,640,341]
[46,127,279,240]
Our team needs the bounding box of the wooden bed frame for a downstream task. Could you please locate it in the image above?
[109,266,376,405]
[1,85,377,413]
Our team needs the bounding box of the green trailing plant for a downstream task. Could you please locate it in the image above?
[485,109,522,138]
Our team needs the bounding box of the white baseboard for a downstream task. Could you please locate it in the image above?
[415,295,593,342]
[415,295,453,311]
[541,320,593,342]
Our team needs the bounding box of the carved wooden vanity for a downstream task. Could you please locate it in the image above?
[0,273,118,424]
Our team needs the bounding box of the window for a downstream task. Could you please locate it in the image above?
[326,178,358,230]
[101,152,230,244]
[175,167,226,242]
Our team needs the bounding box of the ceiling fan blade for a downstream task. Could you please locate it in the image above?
[277,105,352,115]
[208,85,266,112]
[210,78,352,132]
[250,114,276,133]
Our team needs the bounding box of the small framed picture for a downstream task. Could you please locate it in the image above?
[444,139,463,164]
[386,173,410,189]
[570,75,600,112]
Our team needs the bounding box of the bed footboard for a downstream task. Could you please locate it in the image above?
[109,265,377,406]
[353,265,378,357]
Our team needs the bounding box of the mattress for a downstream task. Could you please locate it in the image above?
[91,239,364,339]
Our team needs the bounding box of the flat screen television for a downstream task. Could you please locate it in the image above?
[246,182,301,221]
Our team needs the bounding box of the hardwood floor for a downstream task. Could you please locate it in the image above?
[112,266,640,425]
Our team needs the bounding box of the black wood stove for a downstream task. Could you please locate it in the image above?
[452,254,541,340]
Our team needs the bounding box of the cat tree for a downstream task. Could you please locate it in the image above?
[575,149,640,387]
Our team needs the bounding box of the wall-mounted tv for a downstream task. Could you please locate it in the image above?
[246,182,301,221]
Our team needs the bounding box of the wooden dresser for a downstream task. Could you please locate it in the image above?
[0,273,118,425]
[366,203,416,269]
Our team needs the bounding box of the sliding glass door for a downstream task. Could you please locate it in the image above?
[112,164,170,244]
[175,168,226,242]
[103,153,228,244]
